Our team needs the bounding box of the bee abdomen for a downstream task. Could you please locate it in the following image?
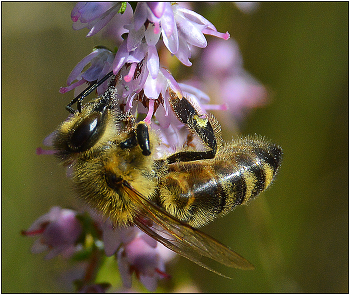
[159,137,282,228]
[217,138,282,208]
[216,158,269,209]
[159,162,228,227]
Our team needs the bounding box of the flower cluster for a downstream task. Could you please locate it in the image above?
[23,207,174,292]
[186,38,268,128]
[24,2,268,293]
[60,2,229,147]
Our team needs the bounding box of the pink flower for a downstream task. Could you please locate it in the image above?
[22,207,82,260]
[95,218,175,292]
[59,47,115,96]
[189,39,268,122]
[171,4,230,66]
[64,2,230,99]
[71,2,131,38]
[117,228,175,292]
[60,3,232,141]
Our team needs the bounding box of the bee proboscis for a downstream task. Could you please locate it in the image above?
[53,72,282,277]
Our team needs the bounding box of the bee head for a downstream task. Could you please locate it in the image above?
[53,97,110,161]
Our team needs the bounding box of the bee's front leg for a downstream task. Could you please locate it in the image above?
[66,71,115,113]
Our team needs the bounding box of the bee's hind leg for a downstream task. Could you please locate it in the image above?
[166,88,222,164]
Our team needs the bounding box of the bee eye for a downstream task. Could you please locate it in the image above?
[69,112,102,151]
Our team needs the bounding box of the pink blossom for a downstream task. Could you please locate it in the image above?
[191,39,268,122]
[22,207,82,260]
[60,47,115,96]
[117,228,175,291]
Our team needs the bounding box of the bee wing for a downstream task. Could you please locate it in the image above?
[122,182,254,277]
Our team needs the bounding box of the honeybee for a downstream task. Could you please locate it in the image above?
[53,71,282,276]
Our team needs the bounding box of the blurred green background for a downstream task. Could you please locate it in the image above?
[2,2,348,293]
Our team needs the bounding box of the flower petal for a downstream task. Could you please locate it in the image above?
[140,275,158,292]
[102,223,122,256]
[144,74,159,99]
[133,2,148,31]
[127,24,145,51]
[176,14,207,48]
[174,37,192,66]
[117,250,133,289]
[160,3,176,37]
[147,45,159,79]
[66,51,99,85]
[87,4,121,37]
[177,6,216,29]
[145,24,161,46]
[161,5,179,53]
[112,39,129,74]
[78,2,114,23]
[71,2,85,22]
[147,2,166,19]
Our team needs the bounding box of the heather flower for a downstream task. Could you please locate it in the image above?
[114,1,230,71]
[132,67,183,125]
[98,219,137,257]
[63,2,230,108]
[171,4,230,66]
[219,72,268,120]
[190,39,268,122]
[59,47,115,96]
[201,38,243,77]
[179,82,227,112]
[93,217,175,291]
[22,207,82,260]
[117,228,175,292]
[71,2,129,38]
[130,3,230,66]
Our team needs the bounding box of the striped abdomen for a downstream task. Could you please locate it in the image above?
[158,136,282,228]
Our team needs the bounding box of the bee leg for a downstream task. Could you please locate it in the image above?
[166,88,221,163]
[65,71,115,114]
[136,122,151,156]
[119,121,151,156]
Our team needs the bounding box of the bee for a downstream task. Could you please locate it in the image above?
[53,71,282,276]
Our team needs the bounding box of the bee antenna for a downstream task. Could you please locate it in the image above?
[65,71,114,114]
